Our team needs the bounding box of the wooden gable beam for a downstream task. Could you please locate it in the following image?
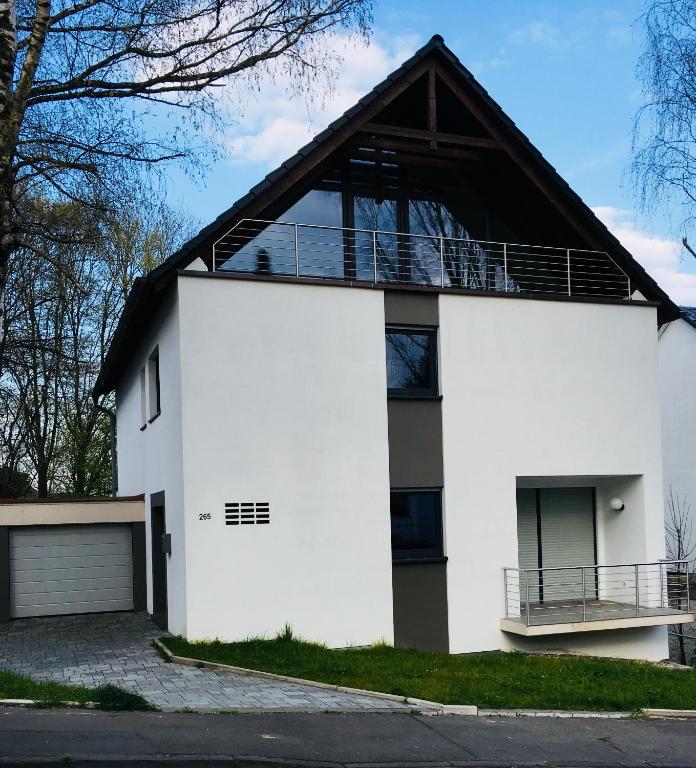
[346,147,478,169]
[354,135,482,161]
[428,68,437,150]
[360,122,501,149]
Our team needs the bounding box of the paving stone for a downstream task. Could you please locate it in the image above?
[0,612,410,713]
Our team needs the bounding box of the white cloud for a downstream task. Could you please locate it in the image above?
[592,206,696,305]
[509,21,562,49]
[225,34,418,168]
[469,48,509,76]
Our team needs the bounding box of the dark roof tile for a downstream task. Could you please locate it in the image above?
[680,306,696,330]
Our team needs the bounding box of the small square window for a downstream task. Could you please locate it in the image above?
[386,328,438,397]
[390,490,443,561]
[148,347,161,421]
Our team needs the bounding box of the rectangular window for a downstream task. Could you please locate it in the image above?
[386,327,438,397]
[148,347,161,420]
[390,490,443,561]
[139,367,147,429]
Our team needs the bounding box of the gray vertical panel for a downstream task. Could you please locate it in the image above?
[0,528,8,622]
[392,562,449,652]
[131,522,147,611]
[384,291,439,325]
[385,291,448,652]
[387,400,443,487]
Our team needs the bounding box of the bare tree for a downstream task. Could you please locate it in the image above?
[665,486,696,664]
[0,191,195,496]
[632,1,696,229]
[0,0,372,354]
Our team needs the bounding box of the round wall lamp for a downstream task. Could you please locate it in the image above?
[609,497,625,511]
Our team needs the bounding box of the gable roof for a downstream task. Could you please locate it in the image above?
[94,34,680,397]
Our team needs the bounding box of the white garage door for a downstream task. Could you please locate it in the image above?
[10,524,134,618]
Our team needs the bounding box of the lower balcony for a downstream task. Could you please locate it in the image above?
[501,561,694,636]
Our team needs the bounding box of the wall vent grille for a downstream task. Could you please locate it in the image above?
[225,502,270,526]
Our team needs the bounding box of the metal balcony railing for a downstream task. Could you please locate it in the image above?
[213,219,631,300]
[503,560,691,627]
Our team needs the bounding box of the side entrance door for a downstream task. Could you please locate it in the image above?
[150,492,168,630]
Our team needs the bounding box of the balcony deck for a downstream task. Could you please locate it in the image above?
[502,561,693,636]
[501,599,694,636]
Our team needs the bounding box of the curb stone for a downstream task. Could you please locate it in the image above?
[643,708,696,719]
[154,639,441,713]
[2,695,696,720]
[0,698,93,708]
[478,708,628,719]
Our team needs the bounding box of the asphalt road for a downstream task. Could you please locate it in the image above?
[2,707,696,767]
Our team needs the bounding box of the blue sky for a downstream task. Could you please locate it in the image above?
[166,0,696,303]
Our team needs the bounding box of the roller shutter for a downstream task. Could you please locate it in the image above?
[516,487,596,603]
[9,524,134,618]
[516,489,541,602]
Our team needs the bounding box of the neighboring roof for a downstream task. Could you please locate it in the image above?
[680,306,696,330]
[94,34,681,396]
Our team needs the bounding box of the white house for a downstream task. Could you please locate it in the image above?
[659,307,696,543]
[94,36,693,660]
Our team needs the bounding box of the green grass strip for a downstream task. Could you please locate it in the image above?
[162,628,696,712]
[0,670,156,711]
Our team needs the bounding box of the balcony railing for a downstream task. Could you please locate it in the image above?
[213,219,631,300]
[503,561,692,631]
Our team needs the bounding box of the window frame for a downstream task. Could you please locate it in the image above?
[139,366,147,430]
[385,325,439,399]
[147,347,161,422]
[390,488,444,563]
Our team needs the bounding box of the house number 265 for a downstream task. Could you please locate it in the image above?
[199,513,211,521]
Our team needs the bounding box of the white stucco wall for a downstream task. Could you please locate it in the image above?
[115,292,187,634]
[659,318,696,536]
[113,272,669,660]
[439,296,667,660]
[175,275,394,647]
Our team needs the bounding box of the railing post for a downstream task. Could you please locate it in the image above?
[660,561,664,609]
[525,571,530,626]
[635,563,640,617]
[294,223,300,278]
[503,242,508,291]
[440,236,445,288]
[566,249,571,296]
[582,566,586,621]
[503,569,509,618]
[687,561,691,612]
[373,230,378,284]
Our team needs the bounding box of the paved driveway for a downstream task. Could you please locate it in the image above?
[0,612,409,712]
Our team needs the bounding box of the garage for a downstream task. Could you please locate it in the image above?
[9,524,135,618]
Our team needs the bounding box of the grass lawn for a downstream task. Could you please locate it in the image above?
[0,670,156,711]
[162,630,696,712]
